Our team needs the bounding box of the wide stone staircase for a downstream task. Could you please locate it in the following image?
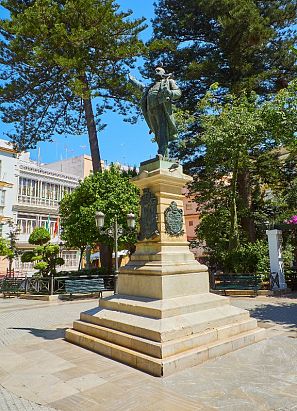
[65,293,265,376]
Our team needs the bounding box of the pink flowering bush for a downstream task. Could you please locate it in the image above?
[287,215,297,225]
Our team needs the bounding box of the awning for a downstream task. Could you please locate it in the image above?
[90,250,129,261]
[90,252,100,261]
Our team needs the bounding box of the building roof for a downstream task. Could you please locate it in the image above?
[0,139,17,155]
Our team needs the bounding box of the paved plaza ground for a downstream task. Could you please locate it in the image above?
[0,293,297,411]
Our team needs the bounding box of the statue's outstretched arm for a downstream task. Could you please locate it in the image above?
[128,73,145,90]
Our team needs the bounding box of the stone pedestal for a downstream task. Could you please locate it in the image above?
[65,158,265,376]
[266,229,287,290]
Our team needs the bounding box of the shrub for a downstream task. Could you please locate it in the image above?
[29,227,50,245]
[222,240,269,274]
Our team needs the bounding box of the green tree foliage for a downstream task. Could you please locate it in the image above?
[222,240,269,274]
[22,227,64,276]
[0,237,9,256]
[3,221,20,274]
[59,165,140,271]
[28,227,50,245]
[0,0,146,171]
[149,0,297,108]
[182,80,297,268]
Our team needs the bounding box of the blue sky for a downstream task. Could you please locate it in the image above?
[0,1,156,167]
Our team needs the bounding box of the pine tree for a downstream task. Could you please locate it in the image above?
[149,0,296,245]
[0,0,146,171]
[149,0,297,108]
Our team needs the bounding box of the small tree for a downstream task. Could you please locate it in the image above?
[0,237,9,255]
[4,221,20,275]
[176,80,297,269]
[29,227,50,246]
[0,237,10,272]
[59,165,140,271]
[22,227,64,277]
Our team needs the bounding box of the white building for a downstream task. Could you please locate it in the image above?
[0,140,84,275]
[0,140,18,274]
[0,142,138,275]
[44,154,95,179]
[0,139,18,237]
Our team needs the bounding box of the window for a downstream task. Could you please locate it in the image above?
[17,214,38,234]
[186,203,193,210]
[189,220,194,227]
[63,251,78,268]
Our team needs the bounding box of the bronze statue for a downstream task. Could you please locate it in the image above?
[129,67,181,157]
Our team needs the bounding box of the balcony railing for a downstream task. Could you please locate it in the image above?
[17,195,59,208]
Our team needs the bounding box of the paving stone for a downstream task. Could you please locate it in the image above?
[0,295,297,410]
[0,385,57,411]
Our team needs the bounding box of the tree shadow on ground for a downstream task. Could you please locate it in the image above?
[249,303,297,330]
[9,327,67,340]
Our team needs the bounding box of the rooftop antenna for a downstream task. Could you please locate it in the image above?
[37,145,41,165]
[53,138,58,161]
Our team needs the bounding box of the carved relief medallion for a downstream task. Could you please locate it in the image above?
[139,188,159,240]
[164,201,184,236]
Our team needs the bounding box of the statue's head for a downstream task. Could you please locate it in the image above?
[154,67,166,78]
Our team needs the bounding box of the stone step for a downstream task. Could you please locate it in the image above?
[80,304,250,342]
[65,327,266,377]
[99,293,230,319]
[72,317,258,359]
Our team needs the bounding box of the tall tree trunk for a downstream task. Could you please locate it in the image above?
[83,96,103,173]
[237,168,256,243]
[81,75,112,269]
[81,75,103,173]
[78,247,84,270]
[100,244,113,272]
[85,245,91,269]
[229,158,240,251]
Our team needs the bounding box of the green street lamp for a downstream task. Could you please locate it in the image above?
[95,211,105,229]
[95,211,136,293]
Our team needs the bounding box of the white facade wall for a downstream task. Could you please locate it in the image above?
[0,141,81,274]
[44,155,85,178]
[0,139,18,238]
[14,155,80,274]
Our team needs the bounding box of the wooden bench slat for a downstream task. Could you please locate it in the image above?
[65,278,107,298]
[211,273,262,295]
[0,279,23,297]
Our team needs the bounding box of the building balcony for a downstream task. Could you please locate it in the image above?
[17,233,62,246]
[18,233,30,242]
[18,195,60,208]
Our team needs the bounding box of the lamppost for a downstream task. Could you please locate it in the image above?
[95,211,136,293]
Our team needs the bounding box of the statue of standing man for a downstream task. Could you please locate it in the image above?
[129,67,181,158]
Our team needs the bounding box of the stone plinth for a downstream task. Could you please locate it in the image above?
[65,157,265,376]
[266,229,287,290]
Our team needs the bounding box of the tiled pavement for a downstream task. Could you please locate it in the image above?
[0,385,56,411]
[0,294,297,410]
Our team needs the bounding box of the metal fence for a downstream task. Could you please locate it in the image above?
[0,274,115,296]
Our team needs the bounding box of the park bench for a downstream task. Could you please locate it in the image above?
[64,277,112,299]
[211,273,262,296]
[0,278,24,297]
